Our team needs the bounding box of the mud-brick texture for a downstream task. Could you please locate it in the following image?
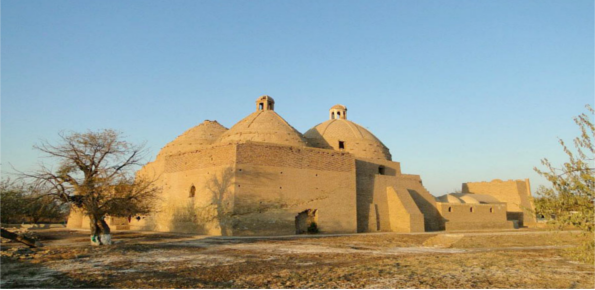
[236,142,354,172]
[233,143,357,235]
[164,144,236,173]
[436,202,514,231]
[463,179,536,227]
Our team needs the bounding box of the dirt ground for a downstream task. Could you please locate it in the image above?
[1,228,594,288]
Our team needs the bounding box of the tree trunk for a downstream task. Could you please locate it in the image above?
[89,215,112,246]
[1,228,42,248]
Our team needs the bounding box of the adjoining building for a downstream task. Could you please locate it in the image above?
[67,95,536,235]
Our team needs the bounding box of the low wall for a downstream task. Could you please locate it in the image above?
[445,221,515,231]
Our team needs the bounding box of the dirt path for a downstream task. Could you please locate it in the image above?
[1,229,593,288]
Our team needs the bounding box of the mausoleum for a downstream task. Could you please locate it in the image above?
[67,95,536,235]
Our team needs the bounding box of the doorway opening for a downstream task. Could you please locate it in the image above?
[295,209,318,234]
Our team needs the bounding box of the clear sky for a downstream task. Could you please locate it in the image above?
[2,0,593,196]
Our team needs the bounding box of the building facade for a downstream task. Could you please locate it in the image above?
[67,96,536,235]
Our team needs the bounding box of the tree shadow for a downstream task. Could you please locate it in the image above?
[1,256,109,288]
[407,189,442,231]
[202,166,286,236]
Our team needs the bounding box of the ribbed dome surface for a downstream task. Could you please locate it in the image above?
[158,120,228,157]
[304,119,391,160]
[216,110,308,147]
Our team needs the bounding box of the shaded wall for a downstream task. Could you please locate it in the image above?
[355,159,399,232]
[135,144,237,235]
[66,207,131,231]
[233,142,357,235]
[356,158,439,232]
[386,187,425,233]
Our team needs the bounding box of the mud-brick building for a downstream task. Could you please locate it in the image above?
[67,95,536,235]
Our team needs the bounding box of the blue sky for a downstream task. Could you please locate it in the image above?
[2,0,593,195]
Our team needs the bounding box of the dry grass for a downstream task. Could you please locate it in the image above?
[1,229,593,288]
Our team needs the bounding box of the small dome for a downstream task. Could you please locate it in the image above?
[457,193,502,204]
[304,119,391,160]
[255,95,275,111]
[437,194,464,204]
[331,104,347,110]
[437,193,502,204]
[217,109,308,147]
[458,195,481,204]
[329,104,347,120]
[158,120,228,157]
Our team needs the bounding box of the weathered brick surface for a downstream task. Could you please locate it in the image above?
[164,144,236,173]
[436,202,513,230]
[236,142,354,172]
[463,179,536,226]
[70,99,534,236]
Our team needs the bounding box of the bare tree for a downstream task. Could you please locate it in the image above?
[22,129,160,245]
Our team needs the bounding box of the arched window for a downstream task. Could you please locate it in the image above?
[189,185,196,198]
[448,207,452,213]
[331,112,335,119]
[259,103,263,110]
[470,207,474,213]
[489,207,493,213]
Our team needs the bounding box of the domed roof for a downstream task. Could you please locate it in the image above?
[304,118,392,160]
[437,194,464,203]
[157,120,228,157]
[437,193,502,204]
[217,109,308,147]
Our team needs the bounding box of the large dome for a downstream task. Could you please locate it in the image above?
[216,96,308,147]
[304,105,391,160]
[157,120,228,158]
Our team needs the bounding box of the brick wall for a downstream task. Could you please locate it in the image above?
[164,144,236,173]
[232,142,358,235]
[463,179,536,226]
[236,142,354,172]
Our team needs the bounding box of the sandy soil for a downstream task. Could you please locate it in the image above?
[1,229,593,288]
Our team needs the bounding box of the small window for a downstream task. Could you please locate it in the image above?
[448,207,452,213]
[378,166,385,175]
[338,141,345,149]
[189,185,196,198]
[470,207,474,213]
[490,207,494,213]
